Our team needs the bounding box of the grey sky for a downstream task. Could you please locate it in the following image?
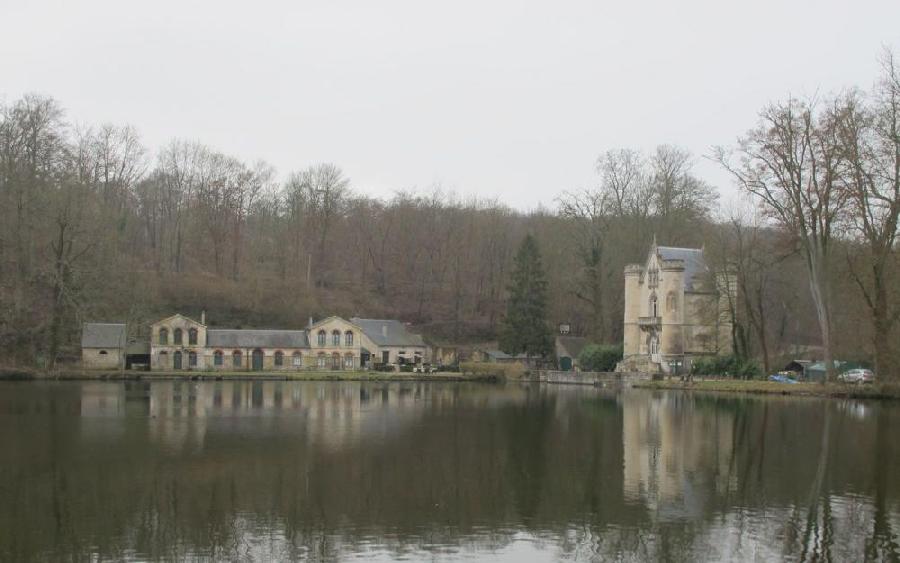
[2,0,898,211]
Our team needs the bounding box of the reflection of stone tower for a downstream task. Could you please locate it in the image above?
[623,264,643,356]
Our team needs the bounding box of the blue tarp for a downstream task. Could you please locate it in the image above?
[768,374,798,384]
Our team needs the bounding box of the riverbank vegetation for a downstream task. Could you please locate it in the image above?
[0,52,897,381]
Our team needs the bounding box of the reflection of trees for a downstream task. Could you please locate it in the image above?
[0,383,898,561]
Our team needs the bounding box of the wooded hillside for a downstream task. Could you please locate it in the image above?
[1,54,897,378]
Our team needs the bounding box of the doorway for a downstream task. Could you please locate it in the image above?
[252,349,264,371]
[173,351,182,370]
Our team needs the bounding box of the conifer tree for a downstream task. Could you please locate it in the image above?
[500,234,553,360]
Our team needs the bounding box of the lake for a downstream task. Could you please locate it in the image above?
[0,380,898,562]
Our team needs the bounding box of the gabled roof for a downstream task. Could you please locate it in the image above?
[152,313,205,327]
[82,323,126,348]
[308,316,363,332]
[656,246,707,291]
[351,318,426,347]
[207,329,309,349]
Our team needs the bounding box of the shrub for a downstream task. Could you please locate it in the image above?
[691,355,762,379]
[578,344,623,372]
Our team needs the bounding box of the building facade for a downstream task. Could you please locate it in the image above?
[619,243,733,374]
[141,313,428,372]
[81,323,127,369]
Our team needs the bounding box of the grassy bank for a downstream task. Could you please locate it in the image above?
[0,366,500,383]
[633,378,900,400]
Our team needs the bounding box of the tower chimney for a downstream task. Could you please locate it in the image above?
[201,310,206,325]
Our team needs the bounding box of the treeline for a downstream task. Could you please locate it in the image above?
[0,53,897,378]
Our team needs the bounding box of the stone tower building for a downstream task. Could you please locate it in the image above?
[619,241,733,374]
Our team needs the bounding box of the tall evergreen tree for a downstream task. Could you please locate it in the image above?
[500,234,553,359]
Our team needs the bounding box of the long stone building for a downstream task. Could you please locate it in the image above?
[82,314,429,371]
[619,242,733,375]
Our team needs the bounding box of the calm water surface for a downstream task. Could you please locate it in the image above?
[1,381,899,562]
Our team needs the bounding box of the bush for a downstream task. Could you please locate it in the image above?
[691,355,762,379]
[578,344,623,372]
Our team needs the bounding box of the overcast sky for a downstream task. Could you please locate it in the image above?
[2,0,898,210]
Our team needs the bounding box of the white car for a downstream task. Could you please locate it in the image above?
[838,368,875,384]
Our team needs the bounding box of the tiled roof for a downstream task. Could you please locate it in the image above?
[82,323,126,348]
[657,246,707,290]
[350,318,426,347]
[207,329,309,349]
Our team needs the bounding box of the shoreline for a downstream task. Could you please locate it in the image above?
[0,367,500,383]
[632,379,900,400]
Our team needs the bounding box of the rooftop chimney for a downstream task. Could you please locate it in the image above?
[309,316,314,328]
[201,310,206,325]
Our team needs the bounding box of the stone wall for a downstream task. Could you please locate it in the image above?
[82,348,122,369]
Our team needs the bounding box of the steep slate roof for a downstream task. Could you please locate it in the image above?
[207,329,309,349]
[484,350,529,361]
[657,246,707,291]
[350,318,426,347]
[82,323,126,348]
[556,336,590,359]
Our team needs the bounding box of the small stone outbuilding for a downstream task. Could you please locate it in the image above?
[81,323,126,369]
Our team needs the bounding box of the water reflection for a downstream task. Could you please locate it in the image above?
[0,381,898,561]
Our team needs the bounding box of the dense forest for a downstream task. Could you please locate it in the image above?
[1,53,897,379]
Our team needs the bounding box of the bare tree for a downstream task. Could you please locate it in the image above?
[837,50,900,381]
[715,97,848,381]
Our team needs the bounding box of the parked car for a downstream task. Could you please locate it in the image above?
[838,368,875,384]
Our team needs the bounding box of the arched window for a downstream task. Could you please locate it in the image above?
[317,330,326,346]
[332,330,341,346]
[292,351,302,367]
[188,351,197,367]
[174,328,183,345]
[188,328,198,345]
[274,351,284,367]
[666,292,677,313]
[650,295,658,318]
[344,331,353,346]
[214,350,224,366]
[99,350,108,355]
[232,350,242,368]
[158,328,169,345]
[317,352,327,369]
[343,353,354,369]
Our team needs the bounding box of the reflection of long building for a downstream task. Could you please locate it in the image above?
[138,381,519,451]
[622,390,736,520]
